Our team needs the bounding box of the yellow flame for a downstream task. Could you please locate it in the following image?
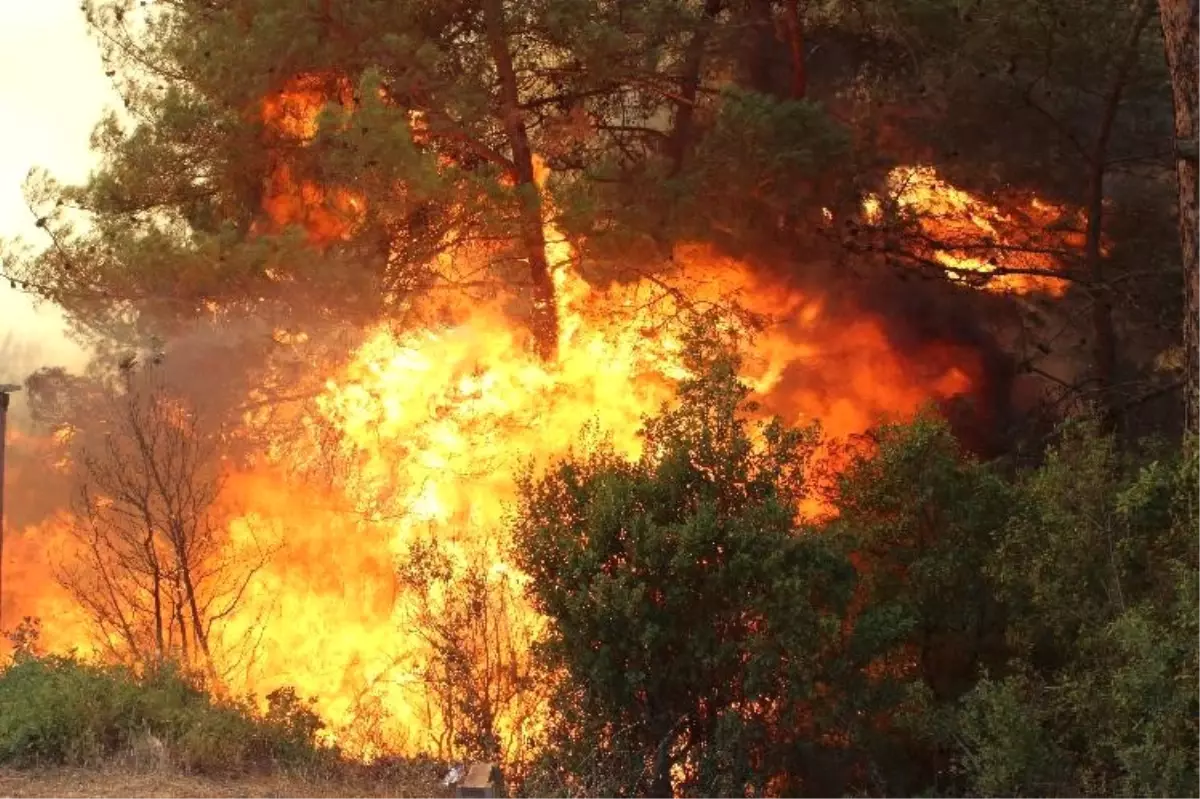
[865,165,1074,296]
[3,79,1005,762]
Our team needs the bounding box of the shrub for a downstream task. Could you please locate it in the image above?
[951,423,1199,796]
[0,644,329,774]
[512,333,1199,798]
[512,344,863,797]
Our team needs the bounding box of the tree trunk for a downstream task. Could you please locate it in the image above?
[174,592,190,664]
[1084,0,1155,429]
[143,529,165,658]
[1159,0,1199,437]
[666,0,724,177]
[782,0,808,99]
[483,0,558,361]
[652,0,724,253]
[745,0,776,95]
[180,557,214,670]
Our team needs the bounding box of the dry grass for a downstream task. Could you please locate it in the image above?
[0,764,452,798]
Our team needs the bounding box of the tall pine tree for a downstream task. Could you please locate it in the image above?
[6,0,847,362]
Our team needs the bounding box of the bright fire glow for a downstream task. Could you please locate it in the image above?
[259,74,366,245]
[0,77,1076,764]
[866,165,1076,296]
[0,243,981,758]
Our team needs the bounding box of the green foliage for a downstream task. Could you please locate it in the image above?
[0,643,328,774]
[818,413,1198,797]
[513,335,1197,796]
[994,420,1160,650]
[513,339,864,796]
[950,421,1199,797]
[819,415,1015,793]
[953,673,1067,796]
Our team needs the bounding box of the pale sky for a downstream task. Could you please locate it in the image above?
[0,0,118,398]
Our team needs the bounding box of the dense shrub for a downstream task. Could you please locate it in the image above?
[0,639,328,774]
[830,417,1199,796]
[949,425,1199,797]
[512,337,1198,797]
[513,346,870,797]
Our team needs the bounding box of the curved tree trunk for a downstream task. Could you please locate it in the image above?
[1158,0,1199,437]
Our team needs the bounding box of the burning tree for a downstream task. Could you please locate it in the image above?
[4,0,850,364]
[839,0,1180,428]
[56,369,266,676]
[395,537,543,766]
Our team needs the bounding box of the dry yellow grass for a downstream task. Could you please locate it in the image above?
[0,765,451,798]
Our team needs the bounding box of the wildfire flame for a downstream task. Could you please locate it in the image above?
[0,246,981,758]
[0,76,1075,762]
[259,74,366,245]
[866,165,1077,296]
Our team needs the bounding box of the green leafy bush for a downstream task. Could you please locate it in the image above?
[0,644,328,774]
[511,328,1198,797]
[950,424,1199,797]
[513,341,864,797]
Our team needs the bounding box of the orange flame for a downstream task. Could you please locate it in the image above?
[2,241,979,757]
[1,79,1014,762]
[866,165,1077,296]
[259,74,366,245]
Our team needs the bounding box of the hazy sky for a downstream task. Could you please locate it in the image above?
[1,1,118,394]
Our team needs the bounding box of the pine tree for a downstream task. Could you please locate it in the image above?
[1158,0,1199,437]
[6,1,847,362]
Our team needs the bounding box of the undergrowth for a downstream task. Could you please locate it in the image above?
[0,623,330,775]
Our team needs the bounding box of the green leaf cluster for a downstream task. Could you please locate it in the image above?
[0,636,329,773]
[512,337,1197,796]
